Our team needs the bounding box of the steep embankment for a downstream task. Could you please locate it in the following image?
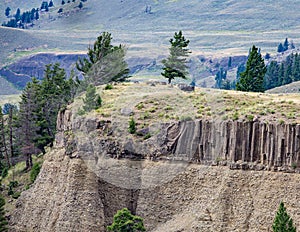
[9,83,300,231]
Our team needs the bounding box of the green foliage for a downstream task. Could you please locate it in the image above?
[18,63,78,168]
[76,32,129,86]
[272,202,296,232]
[107,208,146,232]
[5,7,10,17]
[105,84,113,90]
[30,163,41,183]
[8,181,18,196]
[1,167,8,179]
[12,192,21,199]
[264,53,300,90]
[215,67,227,88]
[161,30,191,84]
[236,45,266,92]
[128,118,136,134]
[83,84,102,112]
[0,195,8,232]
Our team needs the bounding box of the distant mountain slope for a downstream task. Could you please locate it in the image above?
[266,81,300,94]
[0,76,19,95]
[2,0,300,61]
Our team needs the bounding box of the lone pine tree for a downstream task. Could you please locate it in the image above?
[76,32,129,85]
[272,202,296,232]
[236,45,266,92]
[161,30,191,84]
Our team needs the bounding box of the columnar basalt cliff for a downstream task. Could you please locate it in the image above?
[56,109,300,170]
[9,108,300,231]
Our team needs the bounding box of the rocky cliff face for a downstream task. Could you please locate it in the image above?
[9,109,300,231]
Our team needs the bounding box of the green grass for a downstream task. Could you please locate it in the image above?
[72,82,300,140]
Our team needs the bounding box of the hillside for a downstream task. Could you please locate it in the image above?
[266,80,300,94]
[2,0,300,63]
[8,82,300,231]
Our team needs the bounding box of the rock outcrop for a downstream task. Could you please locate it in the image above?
[9,109,300,231]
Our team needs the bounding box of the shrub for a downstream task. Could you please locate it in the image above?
[272,202,296,232]
[107,208,146,232]
[30,163,41,183]
[144,133,151,140]
[104,84,113,90]
[128,117,136,134]
[12,192,21,199]
[1,167,8,178]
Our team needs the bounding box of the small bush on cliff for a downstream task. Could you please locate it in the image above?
[272,202,296,232]
[128,117,136,134]
[107,208,146,232]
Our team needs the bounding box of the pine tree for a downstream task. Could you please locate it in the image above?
[278,43,284,53]
[35,10,39,20]
[76,32,129,85]
[283,38,289,51]
[264,61,279,90]
[215,67,227,89]
[0,108,10,167]
[161,30,191,84]
[82,84,101,112]
[15,8,21,21]
[107,208,146,232]
[49,0,54,7]
[78,2,83,9]
[18,78,41,169]
[236,45,266,92]
[5,7,10,17]
[272,202,296,232]
[0,195,8,232]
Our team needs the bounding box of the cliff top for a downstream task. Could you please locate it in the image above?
[73,82,300,127]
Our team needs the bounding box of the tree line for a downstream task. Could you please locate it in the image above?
[2,7,40,28]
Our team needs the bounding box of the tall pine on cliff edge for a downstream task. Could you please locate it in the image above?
[161,30,191,84]
[236,45,266,92]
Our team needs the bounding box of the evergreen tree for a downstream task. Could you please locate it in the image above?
[264,61,279,90]
[107,208,146,232]
[283,38,289,52]
[76,32,129,85]
[215,67,227,89]
[278,63,285,86]
[236,45,266,92]
[161,30,191,84]
[18,78,41,169]
[35,10,39,20]
[37,64,76,150]
[292,53,300,81]
[15,8,21,21]
[282,54,293,85]
[0,195,8,232]
[49,0,54,7]
[5,7,10,17]
[272,202,296,232]
[278,43,284,53]
[82,84,101,112]
[0,107,10,167]
[78,2,83,9]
